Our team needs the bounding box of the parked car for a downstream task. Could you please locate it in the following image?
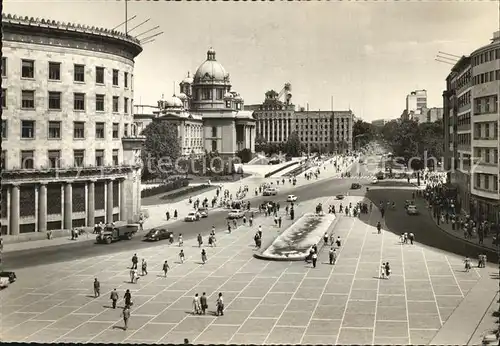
[287,195,297,202]
[228,209,245,219]
[143,228,173,242]
[185,211,200,222]
[407,205,419,215]
[198,207,209,218]
[350,183,361,190]
[96,224,139,244]
[263,188,278,196]
[0,271,17,283]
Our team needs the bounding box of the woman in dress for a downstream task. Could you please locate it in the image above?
[201,249,207,264]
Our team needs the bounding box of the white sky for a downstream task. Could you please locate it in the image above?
[4,0,500,121]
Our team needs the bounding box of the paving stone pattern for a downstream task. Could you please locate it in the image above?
[0,196,484,344]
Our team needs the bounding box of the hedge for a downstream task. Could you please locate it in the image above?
[141,179,189,198]
[160,184,214,201]
[264,161,299,178]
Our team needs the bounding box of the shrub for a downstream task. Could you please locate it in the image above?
[141,179,189,198]
[160,184,213,201]
[264,161,298,178]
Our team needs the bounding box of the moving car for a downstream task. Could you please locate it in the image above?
[287,195,297,202]
[0,277,9,289]
[184,211,200,222]
[350,183,361,190]
[404,200,415,209]
[143,228,173,242]
[371,177,378,184]
[96,224,139,244]
[407,205,419,215]
[228,209,245,219]
[336,194,345,200]
[263,188,278,196]
[376,171,385,180]
[0,271,17,283]
[198,207,209,218]
[269,158,281,165]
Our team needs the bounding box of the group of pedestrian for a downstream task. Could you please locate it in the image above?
[379,262,391,279]
[192,292,224,316]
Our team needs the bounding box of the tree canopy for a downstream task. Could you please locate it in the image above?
[284,131,302,157]
[141,120,181,180]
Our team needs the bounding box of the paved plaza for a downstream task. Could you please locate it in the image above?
[0,196,489,344]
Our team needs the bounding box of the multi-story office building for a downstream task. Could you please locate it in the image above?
[444,31,500,222]
[246,88,295,144]
[402,89,428,121]
[293,110,354,153]
[1,14,144,236]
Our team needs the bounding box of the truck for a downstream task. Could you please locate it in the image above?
[96,224,139,244]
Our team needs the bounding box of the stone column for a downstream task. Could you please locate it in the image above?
[64,182,73,230]
[107,179,114,223]
[10,184,20,235]
[87,180,95,226]
[120,179,127,221]
[38,183,47,232]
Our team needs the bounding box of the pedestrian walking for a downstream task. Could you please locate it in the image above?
[201,249,207,264]
[384,262,391,279]
[335,236,342,248]
[122,306,131,330]
[323,232,329,245]
[131,253,138,269]
[376,221,381,234]
[329,248,337,265]
[178,234,184,247]
[278,216,282,228]
[200,292,208,315]
[110,288,119,309]
[141,259,148,276]
[193,294,201,314]
[464,257,471,272]
[93,278,100,298]
[124,289,132,307]
[163,260,170,277]
[197,234,203,247]
[179,249,185,263]
[408,232,415,245]
[216,292,224,316]
[311,252,318,268]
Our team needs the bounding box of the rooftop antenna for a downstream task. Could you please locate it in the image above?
[112,15,136,31]
[125,0,128,34]
[438,51,461,59]
[140,32,164,44]
[128,18,151,33]
[135,26,160,39]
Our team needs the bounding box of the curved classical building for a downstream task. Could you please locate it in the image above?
[153,48,256,157]
[1,14,145,237]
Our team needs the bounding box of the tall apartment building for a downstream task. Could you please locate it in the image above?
[1,14,144,236]
[403,89,428,121]
[293,110,354,153]
[444,31,500,222]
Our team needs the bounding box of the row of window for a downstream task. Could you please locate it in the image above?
[457,112,471,127]
[457,91,471,109]
[474,95,499,115]
[456,69,471,90]
[473,173,499,193]
[473,121,499,140]
[1,149,120,170]
[473,147,499,165]
[1,57,133,88]
[471,48,500,67]
[2,120,132,140]
[457,133,471,146]
[472,70,500,86]
[2,89,131,113]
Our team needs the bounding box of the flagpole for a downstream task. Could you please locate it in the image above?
[125,0,128,35]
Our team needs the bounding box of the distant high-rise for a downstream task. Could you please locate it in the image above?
[405,89,427,120]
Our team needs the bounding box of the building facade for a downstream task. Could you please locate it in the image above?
[371,119,388,127]
[293,110,354,153]
[444,31,500,222]
[133,48,256,158]
[1,14,144,236]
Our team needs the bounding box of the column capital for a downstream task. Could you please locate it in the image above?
[39,181,48,186]
[65,181,73,185]
[88,179,97,183]
[11,183,20,188]
[108,178,115,182]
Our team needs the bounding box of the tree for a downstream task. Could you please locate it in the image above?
[255,134,268,153]
[236,148,252,163]
[352,120,376,149]
[141,120,180,180]
[284,131,302,157]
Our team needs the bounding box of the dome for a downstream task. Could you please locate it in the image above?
[224,92,233,99]
[164,95,183,108]
[182,72,193,85]
[234,95,243,101]
[178,93,188,100]
[194,48,229,83]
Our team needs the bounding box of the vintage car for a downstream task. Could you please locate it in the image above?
[335,194,345,200]
[371,177,378,184]
[287,195,298,202]
[198,207,209,218]
[406,205,419,215]
[0,271,17,283]
[228,209,245,219]
[96,224,139,244]
[184,211,201,222]
[263,188,278,196]
[143,228,173,242]
[350,183,362,190]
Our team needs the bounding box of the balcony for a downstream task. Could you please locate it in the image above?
[122,135,146,151]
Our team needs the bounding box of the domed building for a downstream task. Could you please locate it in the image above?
[154,48,256,157]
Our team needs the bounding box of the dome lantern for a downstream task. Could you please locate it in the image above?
[207,47,216,61]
